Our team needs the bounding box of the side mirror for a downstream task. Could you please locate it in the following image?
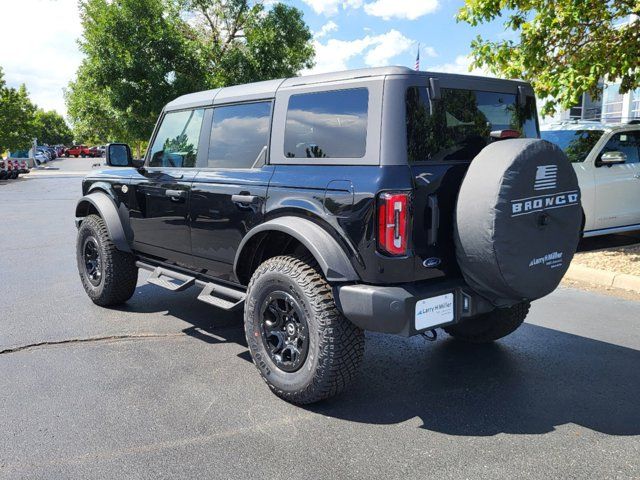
[106,143,133,167]
[599,151,627,167]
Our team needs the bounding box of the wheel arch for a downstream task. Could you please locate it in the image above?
[75,191,132,252]
[234,217,359,286]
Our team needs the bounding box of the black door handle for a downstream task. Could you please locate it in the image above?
[165,189,187,200]
[231,194,258,205]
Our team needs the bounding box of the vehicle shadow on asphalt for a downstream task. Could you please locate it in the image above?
[115,284,248,347]
[118,284,639,437]
[308,324,640,437]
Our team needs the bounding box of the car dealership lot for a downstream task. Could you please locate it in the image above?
[1,164,639,479]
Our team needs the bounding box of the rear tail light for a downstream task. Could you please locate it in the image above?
[377,192,410,256]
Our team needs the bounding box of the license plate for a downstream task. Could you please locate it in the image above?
[415,293,454,330]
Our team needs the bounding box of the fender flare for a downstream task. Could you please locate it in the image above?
[75,192,132,252]
[234,217,359,283]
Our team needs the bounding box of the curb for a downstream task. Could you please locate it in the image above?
[564,263,640,293]
[23,171,88,177]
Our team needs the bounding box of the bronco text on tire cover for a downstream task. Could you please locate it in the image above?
[454,139,582,307]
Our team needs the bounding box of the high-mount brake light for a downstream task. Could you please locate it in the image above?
[377,192,409,256]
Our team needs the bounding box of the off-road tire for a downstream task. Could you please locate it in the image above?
[244,255,365,405]
[76,214,138,306]
[444,302,530,343]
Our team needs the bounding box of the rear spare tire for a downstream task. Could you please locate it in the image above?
[455,139,581,307]
[445,302,530,343]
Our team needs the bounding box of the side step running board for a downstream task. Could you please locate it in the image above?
[147,267,195,292]
[137,261,246,311]
[197,283,245,311]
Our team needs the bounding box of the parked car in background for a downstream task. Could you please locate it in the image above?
[6,160,19,179]
[17,159,29,174]
[88,146,104,158]
[36,147,54,162]
[55,145,66,157]
[65,145,92,157]
[34,152,48,166]
[541,121,640,237]
[41,146,57,160]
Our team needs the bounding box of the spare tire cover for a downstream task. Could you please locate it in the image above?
[454,139,581,306]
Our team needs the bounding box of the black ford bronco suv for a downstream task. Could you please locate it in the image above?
[75,67,582,404]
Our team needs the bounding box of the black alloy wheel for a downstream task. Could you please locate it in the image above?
[259,291,309,373]
[82,236,102,286]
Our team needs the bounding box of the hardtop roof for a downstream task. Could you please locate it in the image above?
[163,66,529,112]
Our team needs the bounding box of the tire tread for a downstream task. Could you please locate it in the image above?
[245,255,364,404]
[77,214,138,306]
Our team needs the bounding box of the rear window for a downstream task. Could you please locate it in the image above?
[284,88,368,159]
[406,87,538,162]
[540,130,604,163]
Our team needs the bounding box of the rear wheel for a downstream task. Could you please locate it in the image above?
[76,214,138,306]
[444,302,530,343]
[244,255,364,404]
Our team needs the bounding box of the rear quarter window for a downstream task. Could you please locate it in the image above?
[284,88,368,159]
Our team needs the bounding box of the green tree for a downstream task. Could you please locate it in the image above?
[33,109,74,145]
[0,67,37,153]
[457,0,640,116]
[66,0,314,147]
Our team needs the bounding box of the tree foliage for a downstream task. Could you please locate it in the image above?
[457,0,640,116]
[33,109,74,145]
[0,67,37,153]
[66,0,314,144]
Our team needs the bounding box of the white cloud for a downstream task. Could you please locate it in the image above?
[0,0,83,116]
[314,21,339,39]
[306,29,419,74]
[363,0,439,20]
[426,55,494,76]
[364,30,414,66]
[301,0,363,16]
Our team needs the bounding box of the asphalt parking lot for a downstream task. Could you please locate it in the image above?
[1,160,639,479]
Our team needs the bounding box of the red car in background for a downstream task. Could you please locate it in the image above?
[65,145,94,157]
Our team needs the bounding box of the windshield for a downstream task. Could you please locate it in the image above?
[540,129,604,163]
[406,87,539,162]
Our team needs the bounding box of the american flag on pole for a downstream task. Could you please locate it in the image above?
[414,44,420,71]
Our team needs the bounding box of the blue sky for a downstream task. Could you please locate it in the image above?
[0,0,510,116]
[296,0,508,74]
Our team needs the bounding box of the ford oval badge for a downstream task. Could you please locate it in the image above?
[423,257,441,268]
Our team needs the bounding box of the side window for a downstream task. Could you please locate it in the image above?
[284,88,368,158]
[601,132,640,164]
[208,102,272,168]
[148,109,204,168]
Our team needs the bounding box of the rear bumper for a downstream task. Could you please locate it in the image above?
[334,279,494,337]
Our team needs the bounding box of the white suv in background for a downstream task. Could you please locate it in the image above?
[541,121,640,237]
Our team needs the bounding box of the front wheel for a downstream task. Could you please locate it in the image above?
[244,255,365,404]
[444,302,530,343]
[76,214,138,306]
